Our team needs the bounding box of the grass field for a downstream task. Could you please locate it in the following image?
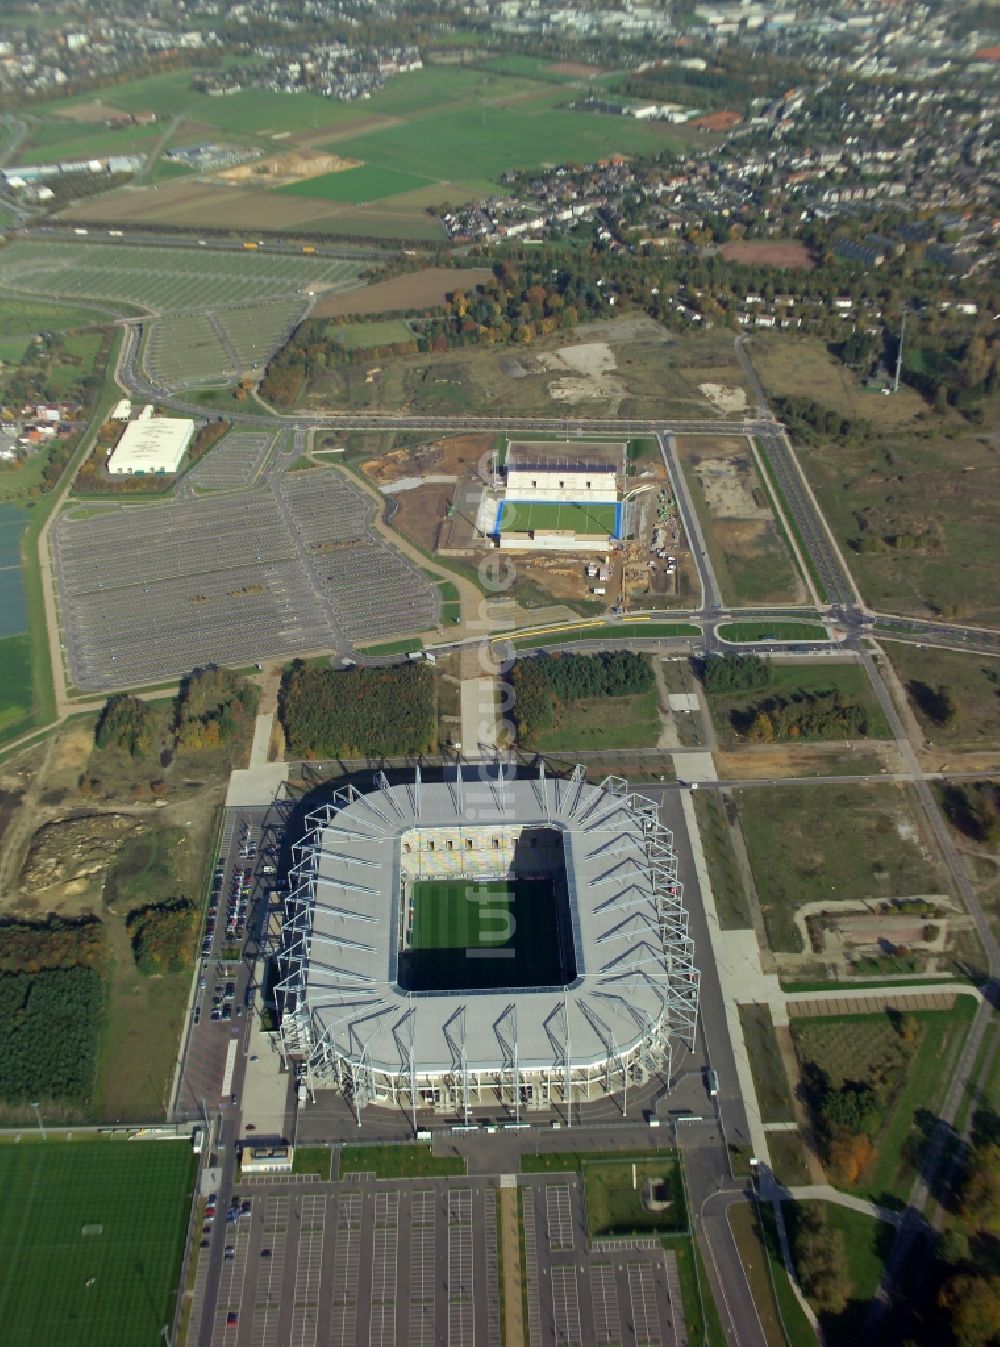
[882,642,1000,748]
[280,165,432,203]
[332,318,414,351]
[511,621,701,651]
[790,1202,889,1347]
[692,790,753,929]
[738,1003,795,1123]
[0,296,108,336]
[338,1144,465,1178]
[737,782,952,953]
[583,1157,686,1236]
[706,661,891,748]
[527,686,661,751]
[717,620,828,642]
[0,241,362,316]
[499,499,619,536]
[0,1139,196,1347]
[402,877,566,991]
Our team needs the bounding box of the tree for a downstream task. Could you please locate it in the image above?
[959,1142,1000,1233]
[792,1206,850,1314]
[938,1272,1000,1347]
[95,693,160,757]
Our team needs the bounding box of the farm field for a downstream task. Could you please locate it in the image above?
[314,266,494,317]
[0,504,29,635]
[881,642,1000,748]
[0,1138,196,1347]
[401,877,565,991]
[705,660,891,747]
[36,64,684,237]
[14,122,161,166]
[280,164,432,203]
[304,316,747,421]
[736,781,953,953]
[676,434,805,605]
[0,240,363,316]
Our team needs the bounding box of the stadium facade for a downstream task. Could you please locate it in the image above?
[277,765,699,1124]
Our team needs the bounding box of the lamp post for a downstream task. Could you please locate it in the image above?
[30,1101,46,1140]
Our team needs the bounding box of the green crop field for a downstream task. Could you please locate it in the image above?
[281,165,432,203]
[329,100,682,185]
[0,634,32,737]
[401,877,566,991]
[500,500,619,535]
[0,241,362,317]
[0,1139,196,1347]
[0,297,107,337]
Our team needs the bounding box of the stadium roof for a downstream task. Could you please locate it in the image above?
[507,453,617,475]
[287,768,693,1077]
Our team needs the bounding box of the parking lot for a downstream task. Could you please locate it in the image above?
[53,467,439,688]
[187,1168,684,1347]
[187,432,278,491]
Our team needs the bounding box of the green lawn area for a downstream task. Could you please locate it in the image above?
[331,319,415,351]
[692,789,752,929]
[0,297,109,337]
[280,165,432,203]
[882,641,1000,748]
[582,1156,686,1237]
[739,1003,795,1123]
[789,1201,889,1347]
[755,1203,820,1347]
[0,634,32,741]
[291,1146,332,1180]
[437,578,462,625]
[0,1139,196,1347]
[706,661,890,747]
[768,1132,811,1187]
[717,620,828,642]
[729,1202,818,1347]
[338,1144,465,1178]
[402,877,566,992]
[0,334,32,363]
[737,782,951,953]
[528,686,660,750]
[499,499,619,536]
[358,636,423,655]
[511,621,701,651]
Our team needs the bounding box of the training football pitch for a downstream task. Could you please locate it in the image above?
[402,877,569,991]
[499,500,620,537]
[0,1139,196,1347]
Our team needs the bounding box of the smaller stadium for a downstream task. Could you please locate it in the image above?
[277,763,699,1124]
[482,438,629,552]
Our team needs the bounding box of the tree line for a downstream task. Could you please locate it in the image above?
[280,661,436,758]
[95,666,259,760]
[509,650,653,744]
[740,690,871,743]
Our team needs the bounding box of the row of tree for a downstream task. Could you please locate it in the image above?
[701,652,771,694]
[279,661,436,758]
[0,916,104,974]
[510,651,653,743]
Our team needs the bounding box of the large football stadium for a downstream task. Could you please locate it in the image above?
[277,765,699,1123]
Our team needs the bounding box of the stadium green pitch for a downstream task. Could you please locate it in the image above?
[400,877,573,991]
[0,1139,196,1347]
[499,500,619,536]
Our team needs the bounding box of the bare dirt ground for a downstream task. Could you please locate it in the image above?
[540,341,628,407]
[216,149,360,188]
[314,267,494,317]
[720,239,815,268]
[698,382,747,415]
[362,432,493,485]
[714,743,899,778]
[388,481,455,551]
[50,100,135,123]
[689,454,769,520]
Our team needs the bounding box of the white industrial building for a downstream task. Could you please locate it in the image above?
[108,410,196,476]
